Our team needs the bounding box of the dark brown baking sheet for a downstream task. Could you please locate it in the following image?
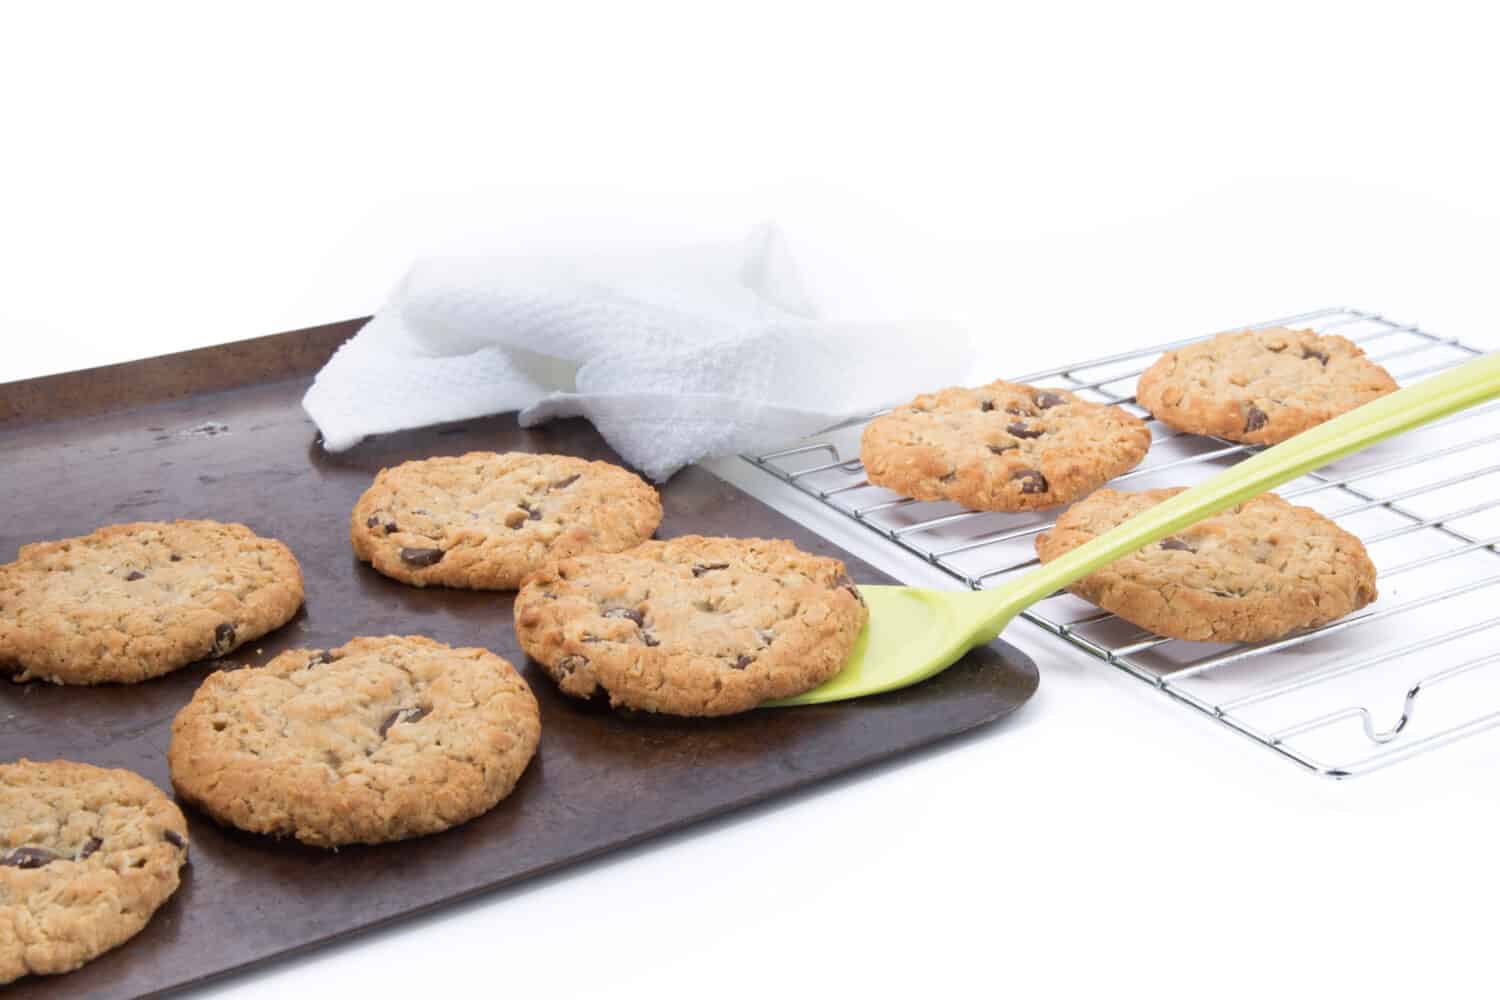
[0,321,1038,999]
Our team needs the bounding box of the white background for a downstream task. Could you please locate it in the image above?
[5,3,1500,997]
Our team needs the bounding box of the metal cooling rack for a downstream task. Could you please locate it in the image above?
[744,307,1500,778]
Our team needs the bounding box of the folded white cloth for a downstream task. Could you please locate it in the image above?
[302,225,972,481]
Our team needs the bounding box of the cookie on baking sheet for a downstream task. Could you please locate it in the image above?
[1035,488,1378,643]
[168,636,540,848]
[0,759,189,985]
[0,520,304,685]
[860,380,1151,512]
[514,535,867,716]
[351,451,663,590]
[1135,327,1399,446]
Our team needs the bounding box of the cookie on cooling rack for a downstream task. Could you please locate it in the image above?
[514,536,867,716]
[859,380,1151,512]
[168,636,540,848]
[0,520,304,685]
[351,451,662,590]
[1136,327,1398,446]
[0,760,189,985]
[1035,488,1378,643]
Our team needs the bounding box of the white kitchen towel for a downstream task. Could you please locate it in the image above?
[302,224,972,481]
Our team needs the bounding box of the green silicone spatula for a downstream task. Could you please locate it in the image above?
[769,349,1500,707]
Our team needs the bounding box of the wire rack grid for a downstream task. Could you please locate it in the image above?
[743,307,1500,778]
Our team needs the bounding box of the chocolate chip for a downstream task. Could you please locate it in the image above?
[410,508,430,516]
[1007,422,1044,439]
[385,521,399,534]
[169,554,182,562]
[1,847,58,869]
[550,474,581,490]
[378,705,429,739]
[1160,538,1195,552]
[757,628,775,647]
[729,654,755,670]
[603,607,645,626]
[1244,404,1268,433]
[1011,469,1048,494]
[210,623,237,656]
[641,630,661,647]
[163,830,186,850]
[366,515,381,528]
[979,399,995,412]
[77,836,102,860]
[125,570,145,581]
[400,547,445,567]
[556,654,588,675]
[529,507,543,521]
[987,442,1018,454]
[692,562,729,577]
[833,571,864,604]
[1302,348,1329,366]
[1034,392,1067,409]
[542,591,558,600]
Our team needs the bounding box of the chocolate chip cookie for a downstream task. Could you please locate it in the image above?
[1136,327,1399,445]
[0,759,189,985]
[351,451,663,590]
[514,536,867,716]
[1035,488,1378,643]
[0,520,304,685]
[860,380,1151,512]
[168,635,540,847]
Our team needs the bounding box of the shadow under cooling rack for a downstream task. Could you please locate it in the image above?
[744,307,1500,778]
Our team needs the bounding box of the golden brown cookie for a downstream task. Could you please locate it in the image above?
[514,536,867,716]
[0,759,189,985]
[1136,327,1398,445]
[168,636,540,848]
[0,520,304,685]
[1035,488,1378,643]
[351,451,662,590]
[860,380,1151,512]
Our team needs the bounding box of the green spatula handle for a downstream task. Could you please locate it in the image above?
[983,349,1500,635]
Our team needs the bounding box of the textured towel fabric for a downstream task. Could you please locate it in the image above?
[302,225,972,481]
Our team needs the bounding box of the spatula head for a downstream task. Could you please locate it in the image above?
[762,585,1003,707]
